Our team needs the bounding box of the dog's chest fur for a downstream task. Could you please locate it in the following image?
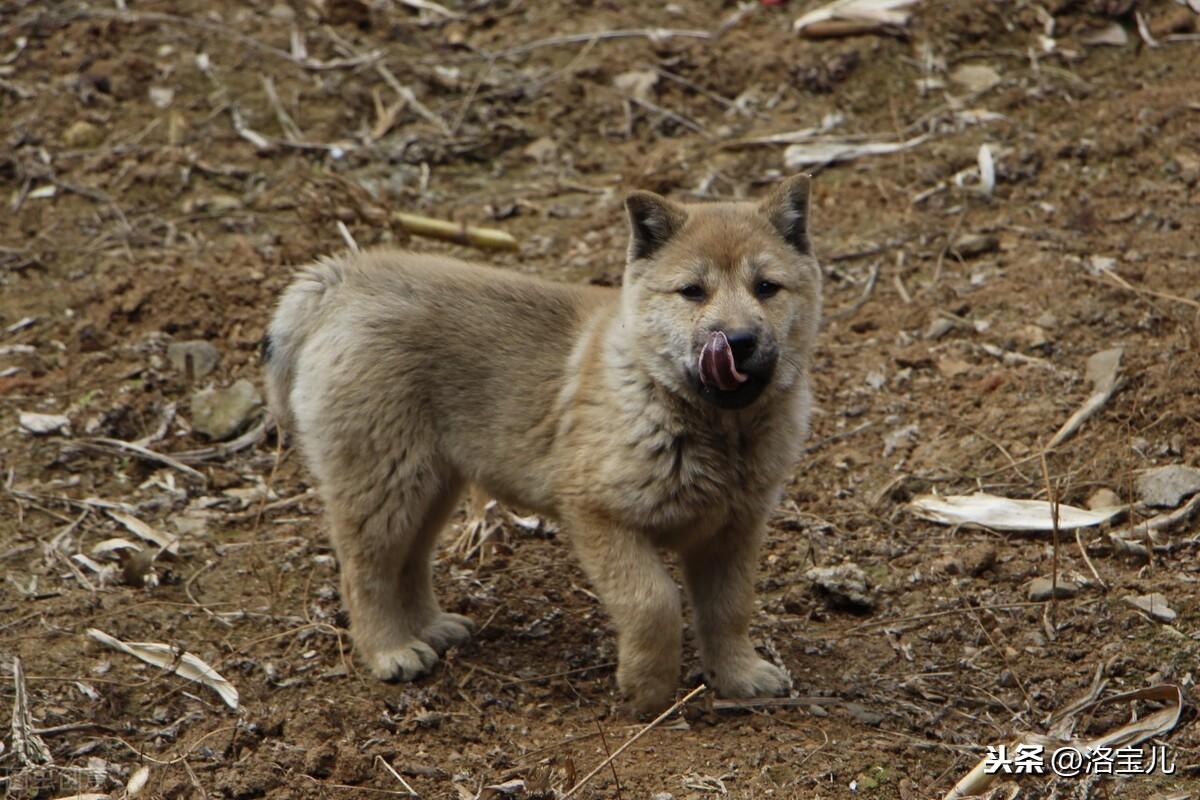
[558,350,793,542]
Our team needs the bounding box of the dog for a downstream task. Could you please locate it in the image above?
[263,175,822,713]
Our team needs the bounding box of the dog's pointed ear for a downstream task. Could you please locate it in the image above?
[625,191,688,262]
[761,174,813,255]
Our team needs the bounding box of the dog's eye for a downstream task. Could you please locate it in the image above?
[755,280,782,299]
[678,284,706,301]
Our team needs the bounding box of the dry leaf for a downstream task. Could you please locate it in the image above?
[1048,348,1122,447]
[107,511,179,557]
[87,628,238,709]
[795,0,921,32]
[910,493,1122,531]
[783,134,929,168]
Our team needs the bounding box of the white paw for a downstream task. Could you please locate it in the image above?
[367,639,439,683]
[707,656,792,699]
[420,612,475,654]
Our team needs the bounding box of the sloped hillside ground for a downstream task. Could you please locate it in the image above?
[2,1,1199,797]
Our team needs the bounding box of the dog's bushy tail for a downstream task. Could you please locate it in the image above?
[262,256,346,429]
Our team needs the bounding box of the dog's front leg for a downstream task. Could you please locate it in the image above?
[567,512,682,715]
[682,515,792,700]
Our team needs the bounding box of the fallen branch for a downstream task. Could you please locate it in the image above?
[71,437,207,484]
[1047,348,1122,448]
[391,212,518,251]
[561,684,706,799]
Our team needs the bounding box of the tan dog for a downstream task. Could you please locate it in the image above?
[264,175,822,713]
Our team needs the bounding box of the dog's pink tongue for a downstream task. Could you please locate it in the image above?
[699,331,748,391]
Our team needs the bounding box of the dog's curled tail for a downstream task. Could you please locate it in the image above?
[262,256,346,429]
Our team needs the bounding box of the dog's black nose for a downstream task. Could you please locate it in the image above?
[725,330,757,364]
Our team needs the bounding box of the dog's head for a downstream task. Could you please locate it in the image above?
[619,175,822,411]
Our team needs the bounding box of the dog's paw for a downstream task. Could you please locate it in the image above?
[617,665,678,718]
[707,656,792,699]
[367,640,439,683]
[420,612,475,654]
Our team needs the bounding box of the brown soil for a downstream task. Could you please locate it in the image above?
[2,1,1199,798]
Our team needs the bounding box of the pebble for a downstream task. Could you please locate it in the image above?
[1136,464,1200,508]
[191,379,262,440]
[167,340,221,380]
[63,120,105,148]
[805,563,875,612]
[950,233,1000,259]
[1087,487,1122,510]
[18,411,71,435]
[1124,593,1176,623]
[1027,577,1079,602]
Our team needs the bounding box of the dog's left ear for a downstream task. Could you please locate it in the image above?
[761,174,812,255]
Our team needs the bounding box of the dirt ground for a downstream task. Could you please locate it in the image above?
[3,0,1200,798]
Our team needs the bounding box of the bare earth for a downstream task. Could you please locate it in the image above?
[2,1,1199,798]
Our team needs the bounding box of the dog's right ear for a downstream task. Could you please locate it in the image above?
[625,191,688,263]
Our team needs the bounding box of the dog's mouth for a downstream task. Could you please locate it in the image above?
[696,332,771,410]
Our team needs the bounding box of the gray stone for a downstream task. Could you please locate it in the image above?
[1087,488,1122,510]
[1136,465,1200,508]
[950,233,1000,259]
[1124,593,1176,623]
[1027,577,1079,602]
[191,379,261,440]
[805,563,875,612]
[844,702,884,727]
[167,340,221,380]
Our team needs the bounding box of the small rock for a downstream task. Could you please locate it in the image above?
[63,120,106,148]
[805,563,875,613]
[1124,593,1176,623]
[950,233,1000,259]
[807,704,828,717]
[1016,324,1049,349]
[1081,22,1128,47]
[936,356,972,379]
[1027,577,1079,602]
[651,794,674,800]
[1136,465,1200,508]
[18,411,71,436]
[148,86,174,109]
[925,317,956,340]
[844,702,884,727]
[613,69,658,101]
[882,423,918,458]
[167,340,221,380]
[183,194,243,214]
[523,136,558,164]
[1087,488,1122,510]
[191,379,262,440]
[1035,311,1060,330]
[949,64,1001,93]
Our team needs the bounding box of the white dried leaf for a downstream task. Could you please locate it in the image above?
[107,511,179,557]
[795,0,921,31]
[91,537,144,557]
[87,628,239,709]
[783,134,928,169]
[910,493,1122,531]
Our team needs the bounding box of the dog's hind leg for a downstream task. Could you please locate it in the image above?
[325,451,474,682]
